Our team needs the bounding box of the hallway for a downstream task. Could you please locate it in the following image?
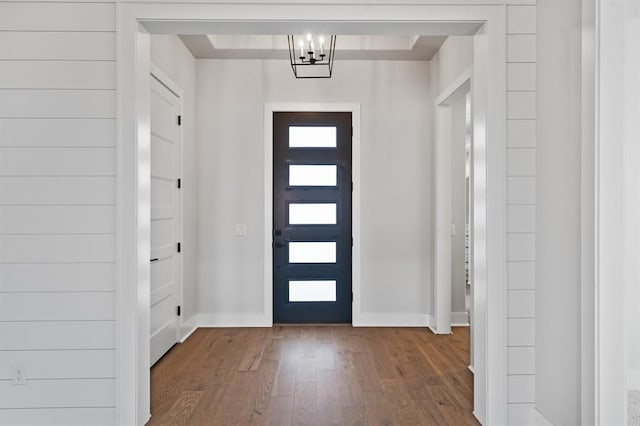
[148,326,476,425]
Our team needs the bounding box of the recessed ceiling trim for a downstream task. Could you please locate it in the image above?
[177,34,451,61]
[143,20,483,35]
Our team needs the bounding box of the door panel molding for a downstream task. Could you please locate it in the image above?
[149,67,183,367]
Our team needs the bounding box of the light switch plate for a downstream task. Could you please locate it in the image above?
[234,224,247,236]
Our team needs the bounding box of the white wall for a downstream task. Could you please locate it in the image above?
[0,2,117,424]
[149,35,199,335]
[536,0,581,424]
[196,59,434,323]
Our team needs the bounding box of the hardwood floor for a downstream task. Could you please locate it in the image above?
[148,326,479,426]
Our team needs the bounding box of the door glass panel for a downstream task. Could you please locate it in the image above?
[289,280,337,302]
[289,165,337,186]
[289,203,337,225]
[289,242,336,263]
[289,126,337,148]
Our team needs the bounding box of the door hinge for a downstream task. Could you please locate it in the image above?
[351,237,354,247]
[177,115,182,126]
[351,127,353,136]
[351,181,354,192]
[177,305,181,316]
[177,242,181,253]
[177,178,182,189]
[351,292,354,302]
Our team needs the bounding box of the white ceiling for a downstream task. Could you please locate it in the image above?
[178,34,451,61]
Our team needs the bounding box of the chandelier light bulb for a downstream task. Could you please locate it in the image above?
[306,33,313,54]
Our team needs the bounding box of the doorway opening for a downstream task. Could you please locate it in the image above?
[434,74,473,375]
[118,5,507,425]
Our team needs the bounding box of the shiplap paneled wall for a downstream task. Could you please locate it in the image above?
[505,4,538,424]
[0,2,117,425]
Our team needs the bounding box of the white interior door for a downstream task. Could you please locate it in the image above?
[150,74,181,366]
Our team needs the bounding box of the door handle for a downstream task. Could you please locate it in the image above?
[150,258,159,262]
[274,242,287,248]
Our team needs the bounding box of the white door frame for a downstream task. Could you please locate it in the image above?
[432,68,472,335]
[264,103,361,327]
[588,0,640,423]
[117,3,506,425]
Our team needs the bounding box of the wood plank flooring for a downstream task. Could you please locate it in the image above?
[148,326,478,426]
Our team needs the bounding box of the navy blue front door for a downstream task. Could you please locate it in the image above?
[273,112,352,323]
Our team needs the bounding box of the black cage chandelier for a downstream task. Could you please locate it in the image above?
[287,34,336,79]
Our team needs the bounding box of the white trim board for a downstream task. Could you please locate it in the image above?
[196,313,272,328]
[433,68,472,335]
[593,1,637,423]
[117,5,507,425]
[179,317,198,343]
[355,313,433,327]
[451,311,470,326]
[436,67,473,106]
[263,103,361,327]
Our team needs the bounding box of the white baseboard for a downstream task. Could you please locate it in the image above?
[179,316,198,342]
[354,313,433,327]
[451,311,470,326]
[196,313,271,327]
[191,312,433,328]
[533,408,555,425]
[629,369,640,390]
[427,324,444,334]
